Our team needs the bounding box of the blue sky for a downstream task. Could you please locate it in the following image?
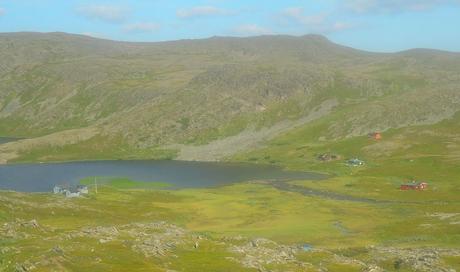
[0,0,459,52]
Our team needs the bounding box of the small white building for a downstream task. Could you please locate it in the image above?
[65,190,81,198]
[53,184,88,197]
[77,186,89,194]
[347,158,365,166]
[53,186,63,194]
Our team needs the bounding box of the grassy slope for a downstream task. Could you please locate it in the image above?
[2,108,460,270]
[231,106,459,265]
[1,33,459,162]
[233,110,460,201]
[1,33,459,271]
[1,173,459,271]
[1,113,459,270]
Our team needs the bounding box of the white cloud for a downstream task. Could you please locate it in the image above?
[331,22,355,32]
[77,4,129,23]
[277,7,353,34]
[177,6,231,19]
[0,8,5,16]
[281,7,326,26]
[344,0,460,13]
[122,22,161,34]
[233,24,273,36]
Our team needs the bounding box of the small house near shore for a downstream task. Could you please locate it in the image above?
[53,184,89,198]
[317,153,340,162]
[347,158,365,166]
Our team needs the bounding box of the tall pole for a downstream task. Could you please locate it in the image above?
[95,177,98,194]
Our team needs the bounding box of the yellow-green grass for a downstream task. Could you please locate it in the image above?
[79,177,170,190]
[2,173,459,271]
[233,111,460,201]
[2,113,460,270]
[10,135,178,164]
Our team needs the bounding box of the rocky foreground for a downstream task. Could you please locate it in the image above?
[2,218,459,272]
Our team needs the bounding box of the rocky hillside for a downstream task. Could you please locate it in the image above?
[0,32,459,162]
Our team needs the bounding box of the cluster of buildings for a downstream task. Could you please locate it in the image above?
[53,185,89,198]
[318,131,429,191]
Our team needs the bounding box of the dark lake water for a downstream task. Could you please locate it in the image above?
[0,137,20,144]
[0,160,326,192]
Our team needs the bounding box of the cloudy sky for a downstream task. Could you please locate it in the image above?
[0,0,459,52]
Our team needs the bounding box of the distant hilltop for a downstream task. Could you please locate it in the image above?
[0,32,459,162]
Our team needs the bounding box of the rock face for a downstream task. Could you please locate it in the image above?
[228,237,311,271]
[3,218,460,272]
[63,221,192,258]
[129,222,187,258]
[0,218,44,239]
[225,236,460,272]
[370,247,460,272]
[1,33,460,162]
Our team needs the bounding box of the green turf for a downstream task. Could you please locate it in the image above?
[79,177,170,190]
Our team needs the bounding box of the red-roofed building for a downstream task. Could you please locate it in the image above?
[400,181,428,191]
[368,132,382,140]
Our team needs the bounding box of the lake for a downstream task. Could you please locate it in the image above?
[0,160,326,192]
[0,137,21,144]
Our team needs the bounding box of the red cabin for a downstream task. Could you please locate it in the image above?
[368,132,382,140]
[400,182,428,191]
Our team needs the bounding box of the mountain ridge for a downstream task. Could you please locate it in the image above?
[0,32,459,163]
[3,31,459,54]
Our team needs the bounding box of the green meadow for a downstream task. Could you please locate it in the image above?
[79,177,170,190]
[1,33,460,271]
[1,116,460,271]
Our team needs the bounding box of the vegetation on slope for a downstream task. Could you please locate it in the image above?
[0,33,459,162]
[0,32,459,271]
[1,110,460,271]
[1,164,459,271]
